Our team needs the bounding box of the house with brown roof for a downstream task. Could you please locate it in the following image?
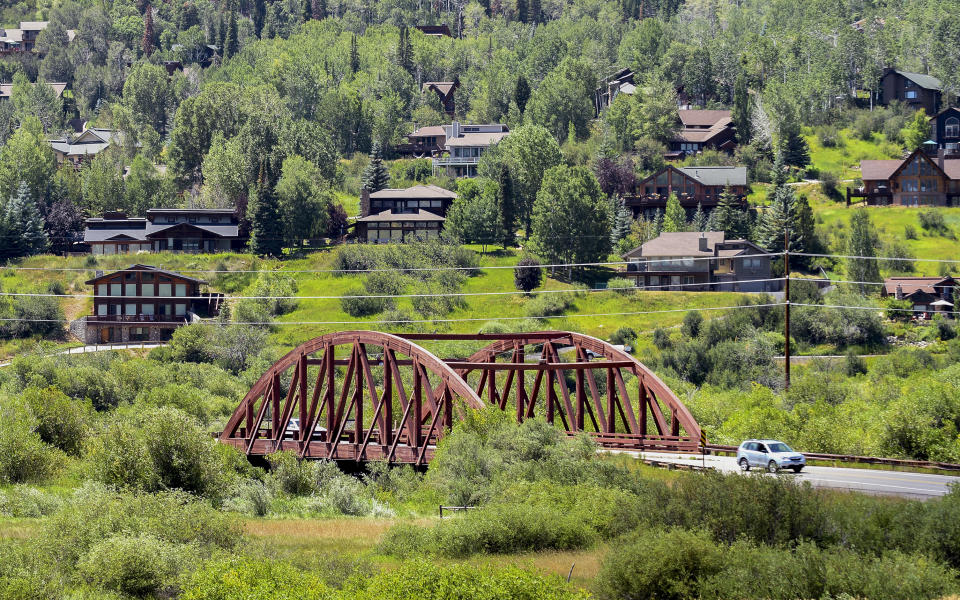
[75,264,222,343]
[882,276,956,317]
[433,122,509,178]
[850,148,960,206]
[879,69,943,116]
[0,21,75,52]
[423,79,459,116]
[0,81,67,100]
[628,166,748,219]
[415,24,452,37]
[355,185,457,243]
[398,124,447,157]
[667,110,737,158]
[621,231,774,292]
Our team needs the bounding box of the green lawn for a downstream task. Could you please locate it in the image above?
[805,128,902,181]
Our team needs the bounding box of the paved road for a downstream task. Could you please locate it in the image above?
[0,342,167,367]
[619,451,959,500]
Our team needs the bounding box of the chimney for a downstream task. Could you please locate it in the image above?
[938,148,945,170]
[451,121,461,139]
[698,233,709,253]
[896,283,903,300]
[360,188,371,216]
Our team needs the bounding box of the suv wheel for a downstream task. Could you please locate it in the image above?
[739,457,750,471]
[767,460,779,473]
[792,466,803,473]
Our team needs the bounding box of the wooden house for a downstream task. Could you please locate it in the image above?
[627,166,748,219]
[879,69,943,116]
[850,149,960,207]
[882,276,956,318]
[354,185,456,243]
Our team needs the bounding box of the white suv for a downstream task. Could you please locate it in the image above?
[737,440,805,473]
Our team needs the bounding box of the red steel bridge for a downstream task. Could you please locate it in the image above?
[219,331,701,464]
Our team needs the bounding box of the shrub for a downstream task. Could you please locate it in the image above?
[514,257,543,293]
[919,208,948,233]
[609,326,637,346]
[22,386,92,455]
[681,310,703,338]
[884,240,916,273]
[853,111,880,140]
[77,534,183,597]
[349,561,589,600]
[341,288,392,317]
[168,324,215,363]
[938,319,957,341]
[0,398,61,484]
[606,277,636,295]
[86,407,232,498]
[844,350,868,376]
[181,557,333,600]
[905,224,918,239]
[595,528,724,600]
[268,451,320,496]
[524,292,575,318]
[652,328,672,350]
[0,485,62,517]
[222,479,273,516]
[55,365,126,411]
[3,295,65,339]
[815,125,842,148]
[819,170,841,201]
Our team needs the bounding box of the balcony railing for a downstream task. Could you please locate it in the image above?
[433,156,481,166]
[87,315,187,324]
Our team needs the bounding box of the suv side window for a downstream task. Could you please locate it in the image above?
[757,444,767,453]
[744,442,755,451]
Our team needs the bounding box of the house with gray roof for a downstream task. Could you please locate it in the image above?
[355,184,457,243]
[49,128,122,168]
[0,21,75,52]
[879,68,943,115]
[621,231,774,293]
[628,165,748,219]
[84,208,245,255]
[433,122,509,178]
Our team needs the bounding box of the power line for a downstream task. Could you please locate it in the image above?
[0,302,785,327]
[794,252,960,265]
[0,277,787,300]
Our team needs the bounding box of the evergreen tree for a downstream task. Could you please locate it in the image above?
[779,117,810,168]
[771,147,787,188]
[652,209,664,237]
[530,0,541,23]
[1,182,47,259]
[142,5,154,57]
[224,11,238,59]
[312,0,327,20]
[495,162,516,247]
[756,184,803,253]
[846,208,881,293]
[692,202,707,232]
[662,193,687,232]
[349,34,360,74]
[302,0,311,22]
[397,27,413,72]
[248,182,284,257]
[707,188,751,240]
[732,71,751,144]
[361,142,390,192]
[610,195,633,244]
[516,0,528,23]
[253,0,266,37]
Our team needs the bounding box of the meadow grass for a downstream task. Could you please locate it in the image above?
[806,129,901,180]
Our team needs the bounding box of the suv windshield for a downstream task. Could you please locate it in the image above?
[767,442,792,453]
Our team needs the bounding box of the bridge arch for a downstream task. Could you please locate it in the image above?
[219,331,700,464]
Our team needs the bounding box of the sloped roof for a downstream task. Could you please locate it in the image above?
[860,159,902,180]
[678,110,731,128]
[84,226,148,243]
[369,184,456,200]
[86,264,208,286]
[423,81,457,96]
[445,131,509,147]
[147,208,235,216]
[0,82,67,99]
[356,209,446,223]
[146,222,240,238]
[678,166,747,186]
[19,21,48,30]
[623,231,726,259]
[894,70,943,91]
[942,160,960,180]
[409,125,447,138]
[883,276,955,296]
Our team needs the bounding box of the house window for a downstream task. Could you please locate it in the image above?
[125,284,136,296]
[920,179,938,192]
[902,178,919,192]
[142,304,155,316]
[188,216,197,224]
[175,284,187,297]
[158,283,172,297]
[110,283,121,296]
[97,304,107,316]
[905,90,918,99]
[648,276,660,287]
[97,284,107,297]
[947,117,960,138]
[125,303,136,316]
[175,303,186,316]
[166,216,176,223]
[142,284,154,296]
[682,276,695,285]
[210,217,220,224]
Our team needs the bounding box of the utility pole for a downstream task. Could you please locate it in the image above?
[784,227,790,390]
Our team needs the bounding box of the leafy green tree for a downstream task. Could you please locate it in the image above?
[247,182,284,256]
[633,76,679,144]
[0,117,57,207]
[10,73,63,133]
[201,134,251,208]
[524,58,594,142]
[662,193,687,233]
[514,257,543,293]
[530,165,612,277]
[275,155,330,246]
[478,124,562,231]
[81,153,125,216]
[122,62,181,134]
[1,182,48,259]
[445,178,504,251]
[361,142,389,192]
[902,110,932,150]
[846,208,881,293]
